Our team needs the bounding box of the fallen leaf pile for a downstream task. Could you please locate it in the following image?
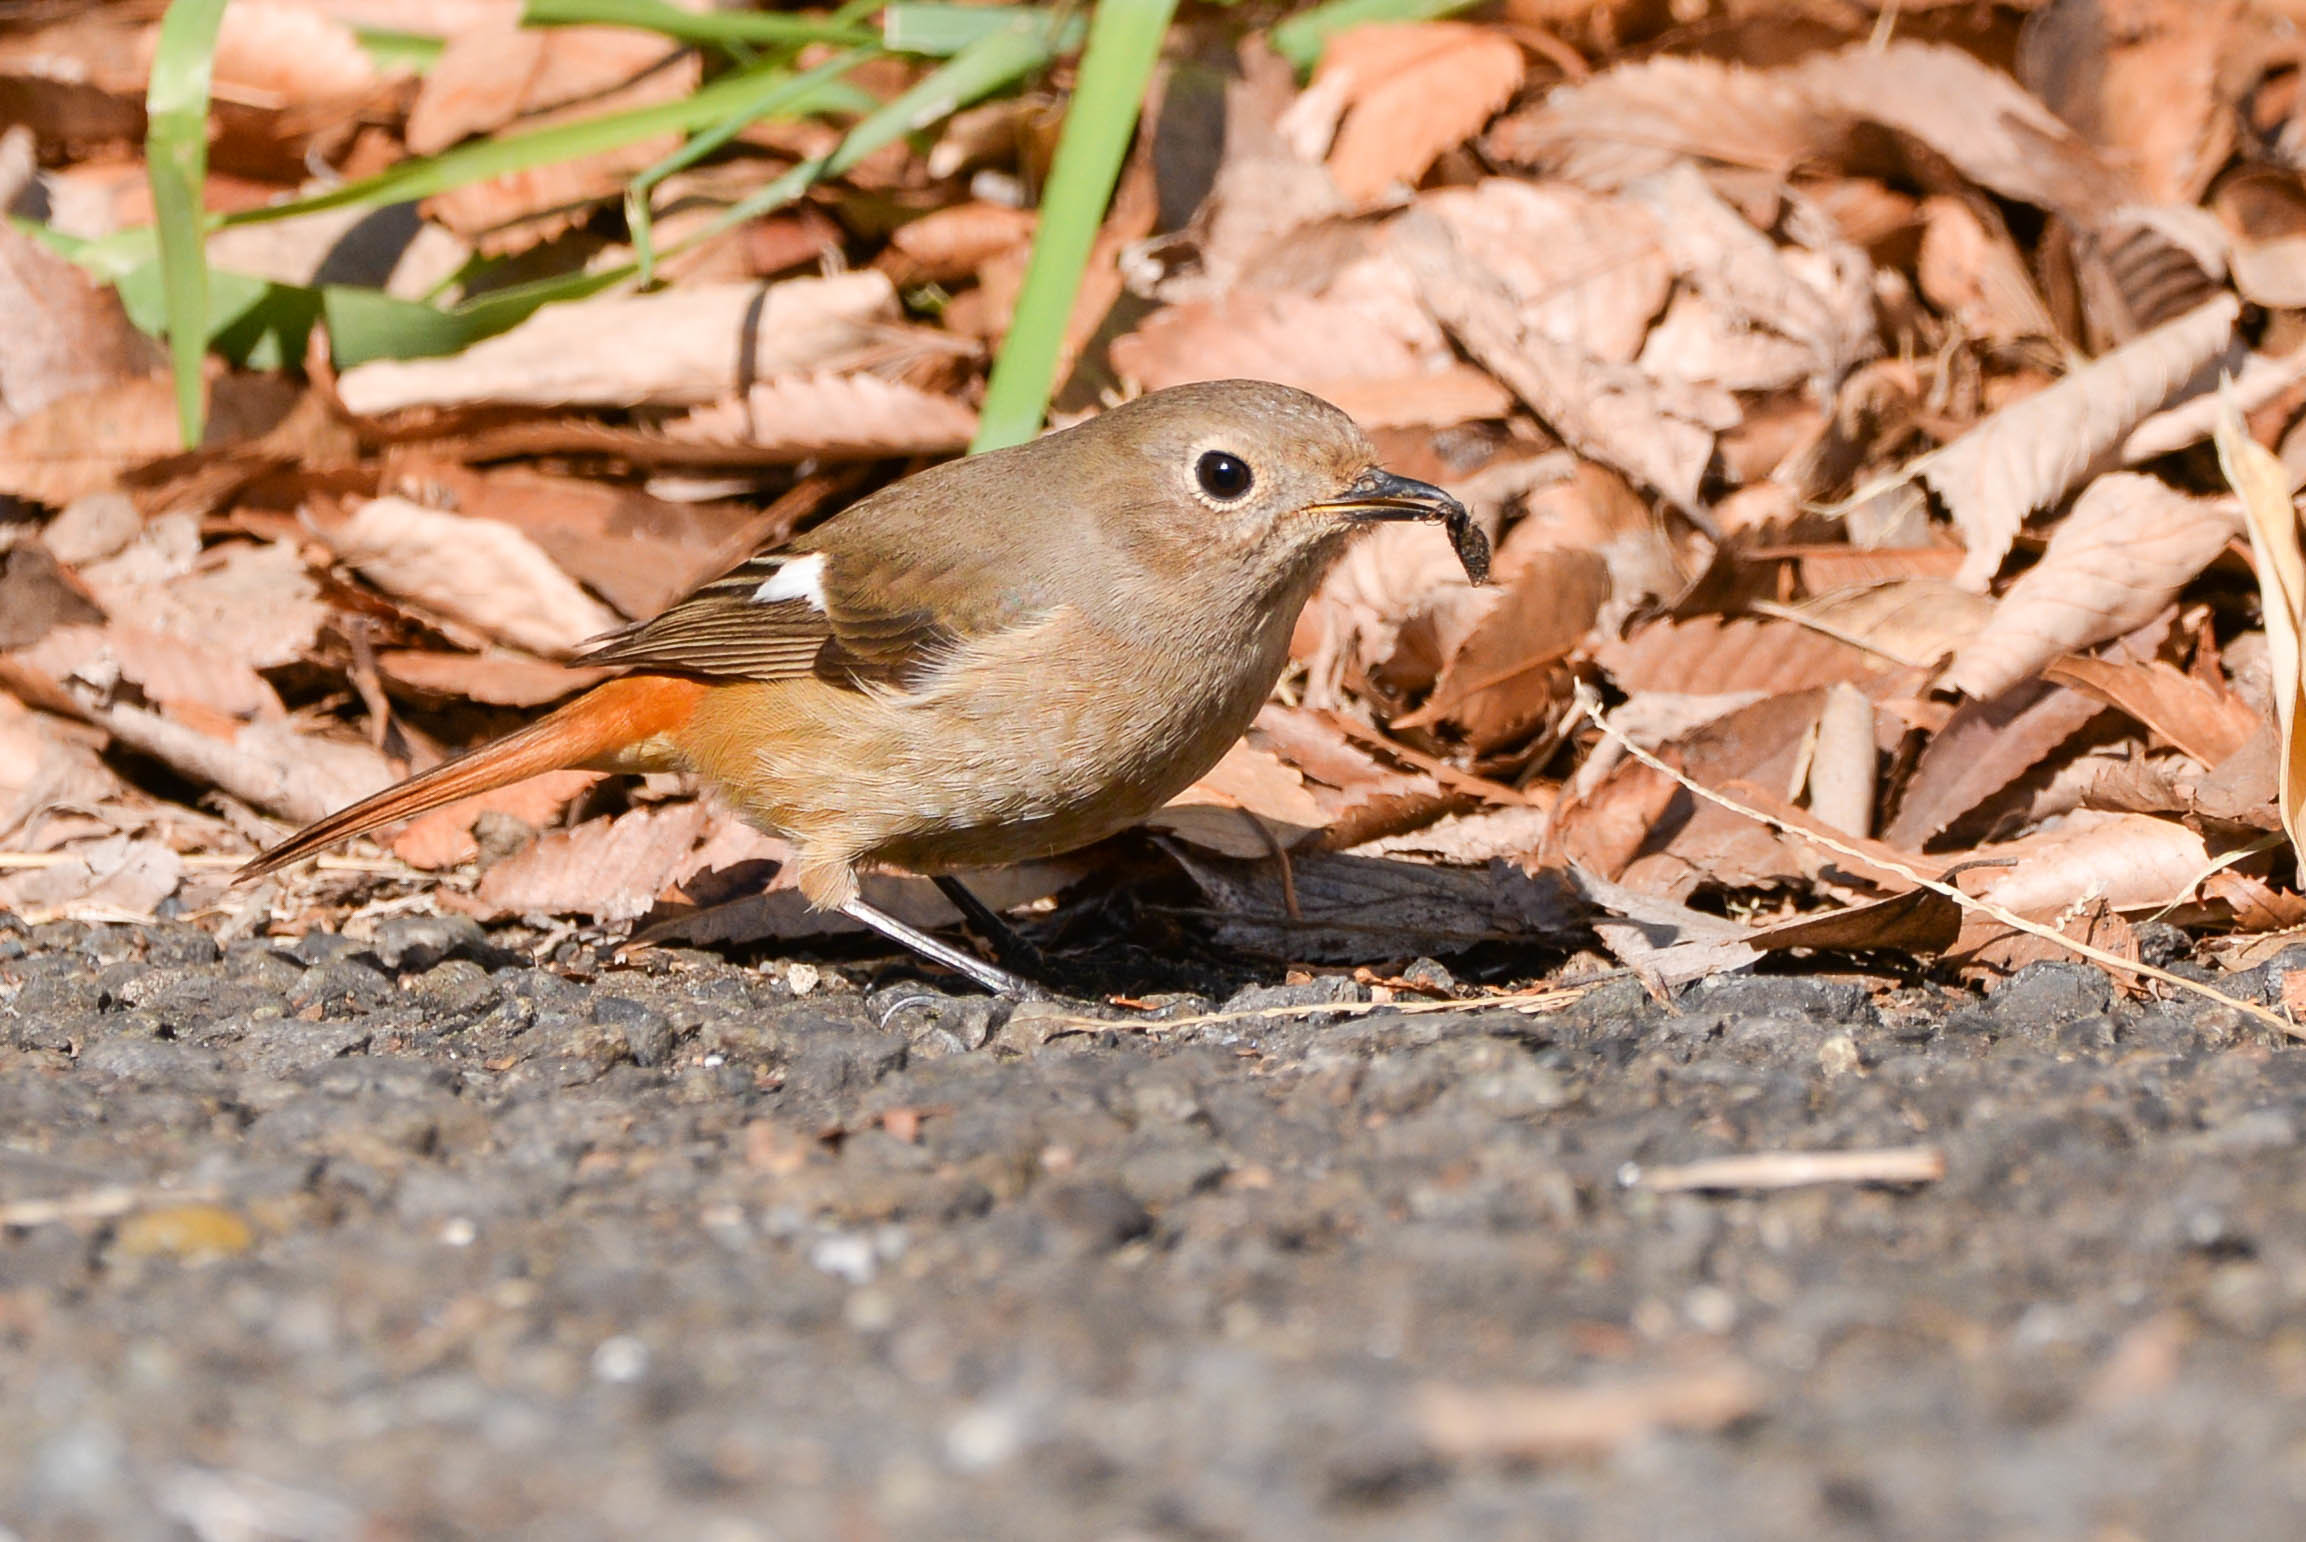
[8,0,2306,995]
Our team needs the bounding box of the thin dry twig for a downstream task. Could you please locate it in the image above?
[1623,1146,1946,1192]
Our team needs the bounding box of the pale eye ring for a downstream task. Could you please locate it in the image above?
[1196,450,1253,500]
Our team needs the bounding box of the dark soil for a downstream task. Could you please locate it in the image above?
[7,914,2306,1540]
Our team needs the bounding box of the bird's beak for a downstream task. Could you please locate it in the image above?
[1309,468,1490,583]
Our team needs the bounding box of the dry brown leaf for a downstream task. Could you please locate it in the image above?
[2214,170,2306,309]
[2121,345,2306,464]
[2018,0,2239,208]
[1898,295,2240,590]
[1630,164,1875,389]
[1884,680,2108,849]
[471,801,713,922]
[204,1,379,109]
[1494,41,2128,221]
[1396,209,1711,512]
[1567,864,1762,989]
[1295,520,1490,708]
[86,538,324,676]
[1744,886,1963,955]
[409,23,696,254]
[1940,473,2242,699]
[1112,290,1433,398]
[391,768,601,871]
[1916,196,2057,343]
[0,832,183,918]
[1791,43,2129,223]
[375,649,608,708]
[336,273,900,414]
[385,462,774,621]
[1487,52,1829,187]
[1779,579,1996,671]
[1169,845,1570,962]
[2216,397,2306,860]
[18,622,281,722]
[1597,615,1894,697]
[1309,24,1525,206]
[1807,682,1878,837]
[0,220,161,423]
[1313,369,1513,431]
[85,703,392,827]
[1412,179,1670,365]
[662,373,979,462]
[2044,656,2261,769]
[1611,692,1833,898]
[1963,809,2213,918]
[1399,546,1608,750]
[330,496,622,657]
[1147,741,1328,857]
[0,544,104,651]
[880,202,1036,284]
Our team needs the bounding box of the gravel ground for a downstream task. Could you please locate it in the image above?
[7,913,2306,1540]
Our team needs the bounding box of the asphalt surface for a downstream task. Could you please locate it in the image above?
[7,913,2306,1540]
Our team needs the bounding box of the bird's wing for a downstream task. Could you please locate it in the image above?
[577,524,1052,690]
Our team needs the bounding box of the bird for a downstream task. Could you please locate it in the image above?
[241,379,1487,996]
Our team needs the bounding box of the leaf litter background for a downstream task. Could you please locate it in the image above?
[8,0,2306,1007]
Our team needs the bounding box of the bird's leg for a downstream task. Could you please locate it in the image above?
[839,897,1050,999]
[931,875,1046,973]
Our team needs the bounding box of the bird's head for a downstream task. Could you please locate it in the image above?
[1078,380,1487,599]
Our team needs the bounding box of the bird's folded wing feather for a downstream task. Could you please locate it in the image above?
[578,513,1052,691]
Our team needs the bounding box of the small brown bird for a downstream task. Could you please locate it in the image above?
[243,380,1485,994]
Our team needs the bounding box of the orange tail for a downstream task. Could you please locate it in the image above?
[237,673,707,881]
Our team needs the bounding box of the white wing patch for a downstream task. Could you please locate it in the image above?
[751,552,827,609]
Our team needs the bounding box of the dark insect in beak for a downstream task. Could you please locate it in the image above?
[1310,468,1490,584]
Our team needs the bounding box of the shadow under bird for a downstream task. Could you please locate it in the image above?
[241,379,1489,995]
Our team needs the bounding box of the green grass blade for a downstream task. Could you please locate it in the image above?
[146,0,228,446]
[1269,0,1478,71]
[625,51,869,285]
[521,0,876,48]
[884,3,1086,58]
[354,27,447,74]
[698,15,1069,245]
[972,0,1174,452]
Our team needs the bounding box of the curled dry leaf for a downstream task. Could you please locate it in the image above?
[2017,0,2237,208]
[1779,579,1995,671]
[1395,210,1710,511]
[1900,295,2239,590]
[204,1,379,109]
[1493,42,2125,220]
[2216,398,2306,860]
[1963,809,2213,919]
[80,538,325,674]
[18,622,281,722]
[1412,179,1670,365]
[1597,615,1893,697]
[0,220,162,423]
[664,374,979,462]
[1309,23,1525,207]
[1629,164,1876,390]
[471,802,715,923]
[330,496,622,658]
[1916,196,2056,343]
[1940,473,2243,699]
[879,202,1037,284]
[2044,656,2260,770]
[335,273,900,415]
[1884,680,2109,850]
[1398,546,1609,751]
[1295,520,1489,708]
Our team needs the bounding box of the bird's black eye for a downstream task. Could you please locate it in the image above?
[1196,450,1253,501]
